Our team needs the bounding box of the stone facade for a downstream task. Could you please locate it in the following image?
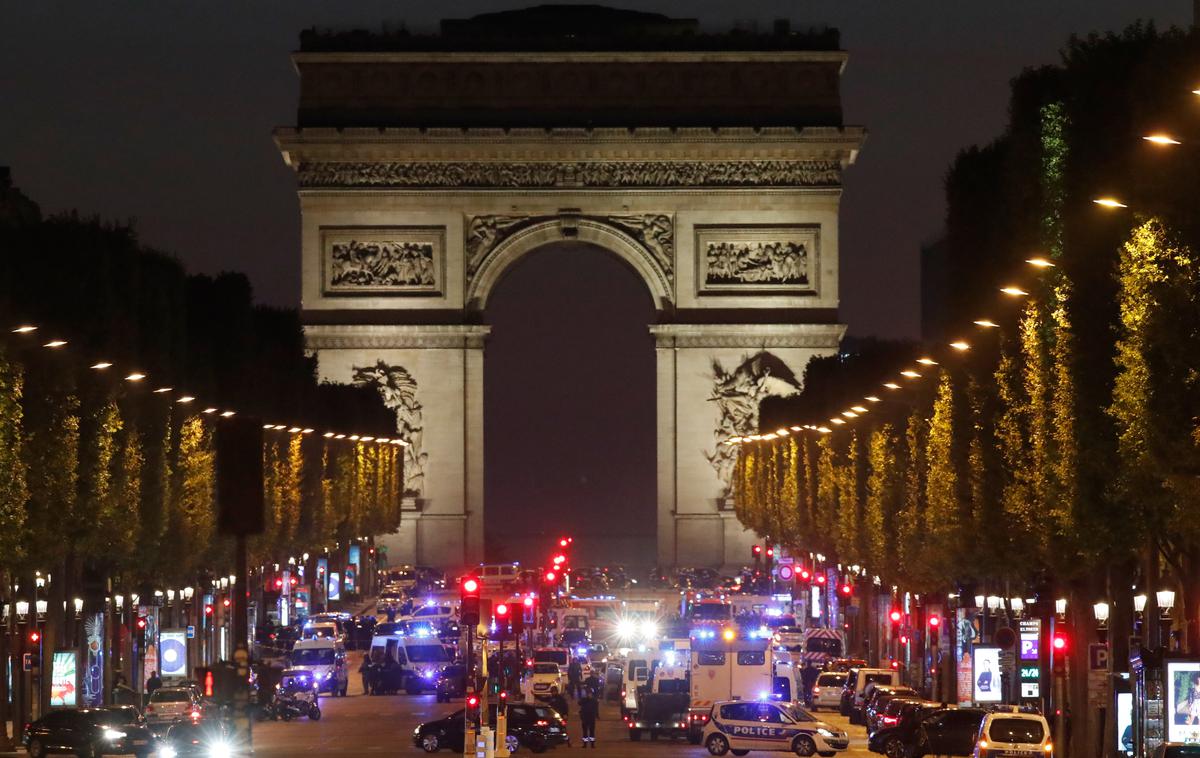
[277,11,862,569]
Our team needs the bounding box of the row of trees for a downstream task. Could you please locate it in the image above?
[736,24,1200,647]
[0,181,403,599]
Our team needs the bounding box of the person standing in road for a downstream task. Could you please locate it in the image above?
[579,690,600,749]
[567,657,583,699]
[801,663,819,706]
[145,671,162,697]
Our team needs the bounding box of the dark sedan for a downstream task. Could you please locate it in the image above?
[25,707,156,758]
[868,702,944,758]
[413,704,568,753]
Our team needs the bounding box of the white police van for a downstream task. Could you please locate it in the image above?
[701,699,849,757]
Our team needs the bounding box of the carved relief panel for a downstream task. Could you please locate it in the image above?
[321,226,445,296]
[694,224,819,295]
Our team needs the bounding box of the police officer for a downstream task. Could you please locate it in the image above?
[579,688,600,748]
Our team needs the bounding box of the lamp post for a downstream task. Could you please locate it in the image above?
[1157,589,1176,649]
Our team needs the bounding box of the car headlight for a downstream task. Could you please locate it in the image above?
[158,745,178,758]
[103,728,127,741]
[208,740,234,758]
[816,728,834,738]
[414,727,422,736]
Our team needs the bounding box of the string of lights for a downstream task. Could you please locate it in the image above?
[730,94,1199,447]
[725,256,1060,445]
[5,322,407,447]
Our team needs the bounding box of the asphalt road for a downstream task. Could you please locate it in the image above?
[251,650,876,758]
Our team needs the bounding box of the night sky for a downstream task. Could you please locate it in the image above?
[1,1,1190,566]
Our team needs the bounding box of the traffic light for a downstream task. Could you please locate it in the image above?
[28,630,40,644]
[461,576,481,627]
[816,574,827,586]
[544,570,557,583]
[798,566,812,582]
[559,538,569,548]
[466,693,481,724]
[136,616,148,646]
[752,545,762,559]
[204,604,215,617]
[890,609,903,623]
[928,615,941,629]
[840,581,853,596]
[495,602,510,637]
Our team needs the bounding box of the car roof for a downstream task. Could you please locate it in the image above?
[985,711,1048,722]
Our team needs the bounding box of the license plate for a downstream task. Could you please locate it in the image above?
[133,740,148,746]
[1001,751,1037,757]
[549,728,560,733]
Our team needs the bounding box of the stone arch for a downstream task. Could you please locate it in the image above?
[466,216,673,313]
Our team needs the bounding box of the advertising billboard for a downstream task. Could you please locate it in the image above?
[1116,691,1133,754]
[159,630,188,679]
[328,572,341,601]
[1166,660,1200,744]
[973,645,1003,703]
[50,651,77,708]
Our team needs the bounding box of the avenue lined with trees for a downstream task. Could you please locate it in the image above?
[0,179,403,743]
[734,23,1200,758]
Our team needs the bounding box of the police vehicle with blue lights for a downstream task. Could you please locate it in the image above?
[701,699,849,757]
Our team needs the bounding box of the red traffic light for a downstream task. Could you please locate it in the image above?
[799,568,812,581]
[816,574,827,585]
[204,605,214,616]
[274,578,283,589]
[766,547,774,557]
[559,538,569,548]
[467,694,479,707]
[462,577,480,594]
[929,615,941,628]
[900,634,909,645]
[136,617,147,630]
[552,554,566,565]
[544,571,557,583]
[289,576,297,587]
[890,660,900,669]
[204,670,214,697]
[495,603,510,618]
[840,583,853,596]
[28,631,40,643]
[222,598,231,608]
[890,609,902,623]
[499,690,507,700]
[1053,634,1067,651]
[752,545,762,555]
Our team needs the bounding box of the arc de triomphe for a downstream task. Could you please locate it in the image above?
[275,7,863,569]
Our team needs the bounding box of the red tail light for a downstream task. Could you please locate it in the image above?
[535,720,549,726]
[882,716,898,725]
[144,705,154,714]
[812,686,820,694]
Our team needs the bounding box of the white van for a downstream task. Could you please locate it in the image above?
[811,671,847,711]
[404,604,455,624]
[289,638,348,696]
[479,563,520,590]
[401,637,452,693]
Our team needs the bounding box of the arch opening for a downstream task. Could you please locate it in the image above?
[483,241,656,568]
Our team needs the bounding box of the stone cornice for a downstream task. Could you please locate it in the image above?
[305,324,491,349]
[292,50,850,68]
[275,126,866,166]
[649,323,845,348]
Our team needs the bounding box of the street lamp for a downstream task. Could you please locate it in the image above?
[15,601,29,621]
[1093,602,1110,625]
[1134,594,1148,614]
[183,587,194,601]
[1157,590,1176,613]
[72,598,82,618]
[1055,598,1068,617]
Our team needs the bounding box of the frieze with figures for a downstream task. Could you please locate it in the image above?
[297,160,842,189]
[695,224,819,294]
[321,227,444,295]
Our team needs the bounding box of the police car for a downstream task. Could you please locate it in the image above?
[702,699,850,756]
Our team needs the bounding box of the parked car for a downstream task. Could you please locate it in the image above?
[867,702,945,758]
[143,687,202,725]
[869,697,934,740]
[413,704,569,753]
[700,700,849,757]
[973,709,1053,758]
[530,662,565,697]
[811,671,849,711]
[909,707,987,758]
[864,685,919,733]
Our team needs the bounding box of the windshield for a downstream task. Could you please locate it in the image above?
[150,690,191,703]
[534,650,568,665]
[784,705,815,723]
[291,649,335,666]
[406,645,449,663]
[818,674,844,686]
[863,673,895,687]
[690,604,732,621]
[534,663,560,674]
[988,718,1045,743]
[806,637,843,655]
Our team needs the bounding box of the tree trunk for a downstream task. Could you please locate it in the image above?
[1179,554,1200,655]
[0,573,15,750]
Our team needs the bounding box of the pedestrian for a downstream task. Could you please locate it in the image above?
[145,670,162,697]
[579,690,600,749]
[568,657,583,699]
[801,663,819,706]
[359,656,372,695]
